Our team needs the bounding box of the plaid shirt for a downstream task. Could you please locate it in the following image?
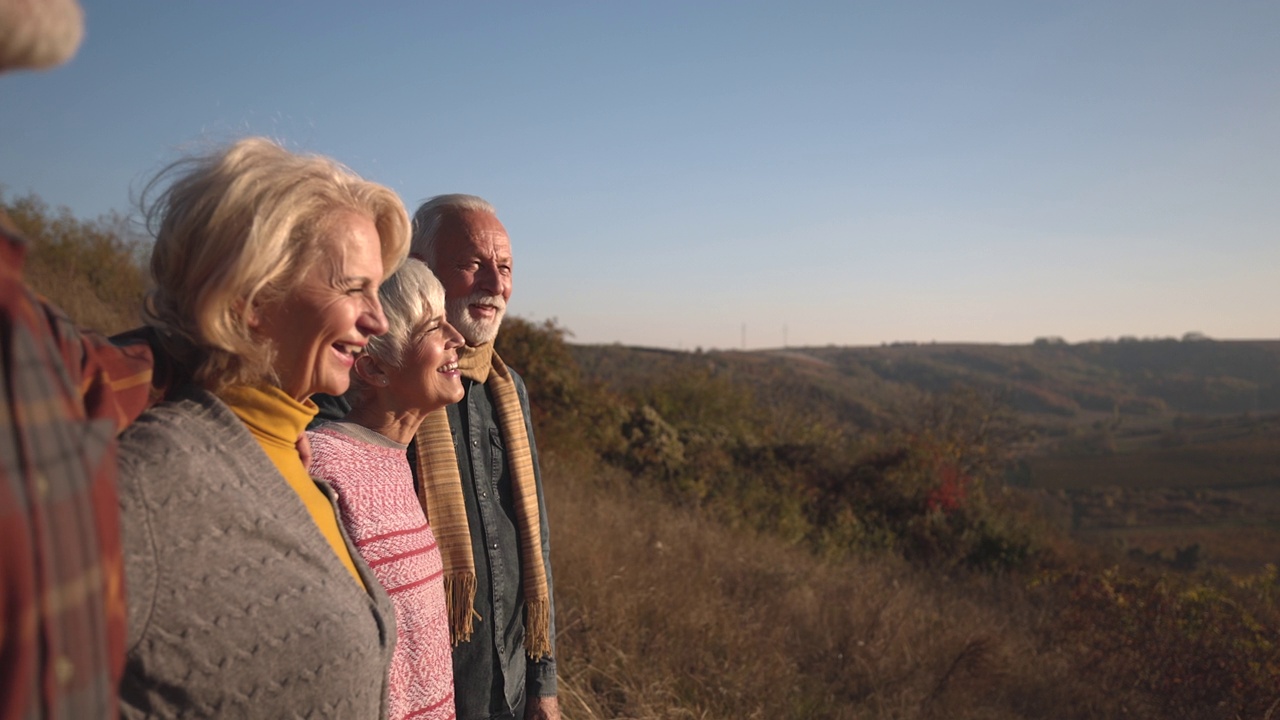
[1,214,155,720]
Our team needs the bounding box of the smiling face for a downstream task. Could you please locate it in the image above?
[384,307,466,413]
[432,209,512,346]
[252,211,389,401]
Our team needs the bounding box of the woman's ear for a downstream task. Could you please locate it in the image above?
[238,297,261,330]
[353,353,390,387]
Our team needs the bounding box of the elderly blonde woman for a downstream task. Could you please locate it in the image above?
[116,137,407,719]
[307,260,464,720]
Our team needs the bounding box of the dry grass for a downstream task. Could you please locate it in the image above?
[543,452,1135,720]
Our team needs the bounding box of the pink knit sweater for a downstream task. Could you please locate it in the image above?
[307,423,456,720]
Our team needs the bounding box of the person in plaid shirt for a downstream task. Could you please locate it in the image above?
[0,1,157,717]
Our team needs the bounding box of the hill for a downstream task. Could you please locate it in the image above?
[539,330,1280,717]
[575,338,1280,434]
[572,339,1280,573]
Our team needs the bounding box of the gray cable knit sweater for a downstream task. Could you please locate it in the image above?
[116,386,395,719]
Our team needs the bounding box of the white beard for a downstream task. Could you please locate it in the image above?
[447,292,506,345]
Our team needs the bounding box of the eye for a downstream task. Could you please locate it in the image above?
[412,321,441,341]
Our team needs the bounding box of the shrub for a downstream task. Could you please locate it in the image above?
[3,192,149,333]
[496,316,626,459]
[1049,564,1280,718]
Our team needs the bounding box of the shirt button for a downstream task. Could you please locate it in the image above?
[491,542,499,550]
[480,491,488,499]
[34,473,49,499]
[471,439,478,448]
[55,656,74,686]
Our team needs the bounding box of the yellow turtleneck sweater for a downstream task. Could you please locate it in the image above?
[217,384,366,591]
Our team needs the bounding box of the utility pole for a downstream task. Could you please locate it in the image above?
[741,323,746,350]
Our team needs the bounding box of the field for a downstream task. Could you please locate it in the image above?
[1020,413,1280,572]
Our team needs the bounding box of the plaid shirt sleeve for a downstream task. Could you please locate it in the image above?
[1,218,155,720]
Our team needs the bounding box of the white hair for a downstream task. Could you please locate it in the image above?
[363,259,446,369]
[409,194,496,268]
[343,259,446,408]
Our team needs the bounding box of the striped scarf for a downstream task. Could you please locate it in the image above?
[412,342,551,659]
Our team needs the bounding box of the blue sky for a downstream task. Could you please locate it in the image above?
[3,1,1277,349]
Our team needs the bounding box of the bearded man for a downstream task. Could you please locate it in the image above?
[408,195,560,720]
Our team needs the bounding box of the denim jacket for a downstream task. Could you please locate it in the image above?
[423,369,557,720]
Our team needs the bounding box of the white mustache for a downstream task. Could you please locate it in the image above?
[468,294,506,311]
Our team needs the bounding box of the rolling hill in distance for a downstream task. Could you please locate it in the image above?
[572,336,1280,571]
[576,336,1280,430]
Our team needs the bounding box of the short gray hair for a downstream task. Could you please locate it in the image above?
[409,194,496,268]
[363,259,445,370]
[344,259,445,408]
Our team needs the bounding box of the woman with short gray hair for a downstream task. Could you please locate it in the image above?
[308,259,465,720]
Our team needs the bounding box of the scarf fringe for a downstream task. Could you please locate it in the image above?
[444,572,478,646]
[524,598,551,659]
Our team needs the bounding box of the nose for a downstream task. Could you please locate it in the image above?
[359,294,389,337]
[476,261,506,296]
[443,320,464,349]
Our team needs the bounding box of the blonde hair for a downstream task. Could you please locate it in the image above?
[344,260,446,407]
[143,137,410,391]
